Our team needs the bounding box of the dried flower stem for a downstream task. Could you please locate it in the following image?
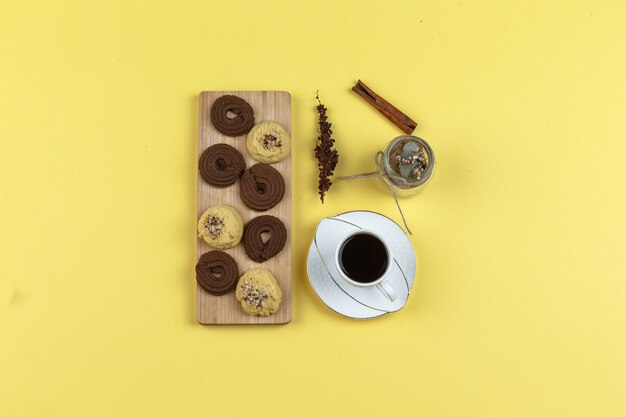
[314,92,339,203]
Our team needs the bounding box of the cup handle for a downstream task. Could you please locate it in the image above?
[376,280,397,302]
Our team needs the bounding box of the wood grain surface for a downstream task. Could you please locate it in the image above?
[196,91,292,324]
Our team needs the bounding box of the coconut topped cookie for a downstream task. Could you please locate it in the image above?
[197,205,243,249]
[235,268,282,316]
[246,121,291,164]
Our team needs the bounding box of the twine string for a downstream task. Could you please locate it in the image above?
[336,151,412,235]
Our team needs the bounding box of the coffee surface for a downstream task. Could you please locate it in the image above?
[339,233,388,283]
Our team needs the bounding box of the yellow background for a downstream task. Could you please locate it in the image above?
[1,0,625,415]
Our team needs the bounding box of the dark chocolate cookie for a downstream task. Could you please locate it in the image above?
[196,250,239,295]
[199,143,245,187]
[242,216,287,263]
[210,95,255,137]
[239,163,285,211]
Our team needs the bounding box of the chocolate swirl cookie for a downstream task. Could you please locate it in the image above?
[210,95,255,136]
[196,250,239,295]
[242,215,287,263]
[239,163,285,211]
[199,143,245,187]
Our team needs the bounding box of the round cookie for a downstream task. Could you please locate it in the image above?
[246,121,291,163]
[199,143,246,187]
[210,95,255,137]
[242,215,287,263]
[197,205,243,249]
[235,268,282,316]
[239,163,285,212]
[196,250,239,295]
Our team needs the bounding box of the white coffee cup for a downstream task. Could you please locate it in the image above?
[334,230,397,302]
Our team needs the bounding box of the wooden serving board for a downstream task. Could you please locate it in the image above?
[196,91,292,324]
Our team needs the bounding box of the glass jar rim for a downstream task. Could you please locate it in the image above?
[382,135,435,189]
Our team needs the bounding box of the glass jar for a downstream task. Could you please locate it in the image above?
[378,135,436,198]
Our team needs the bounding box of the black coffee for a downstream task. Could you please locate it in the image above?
[339,233,388,283]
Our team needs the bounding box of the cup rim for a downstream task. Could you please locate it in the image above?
[334,229,392,287]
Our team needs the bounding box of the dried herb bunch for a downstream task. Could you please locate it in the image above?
[314,92,339,203]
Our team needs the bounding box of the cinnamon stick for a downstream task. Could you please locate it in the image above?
[352,80,417,134]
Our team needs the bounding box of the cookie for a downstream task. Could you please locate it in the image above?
[239,163,285,211]
[242,215,287,263]
[235,268,282,316]
[246,121,291,163]
[199,143,246,187]
[210,95,255,137]
[197,205,243,249]
[196,250,239,295]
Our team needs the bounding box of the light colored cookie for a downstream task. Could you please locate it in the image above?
[246,121,291,163]
[197,205,243,249]
[235,268,282,316]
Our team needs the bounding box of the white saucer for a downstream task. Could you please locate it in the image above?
[306,211,417,319]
